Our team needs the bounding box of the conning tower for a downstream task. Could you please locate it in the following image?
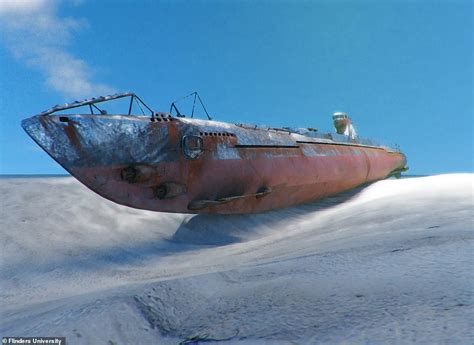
[332,112,357,139]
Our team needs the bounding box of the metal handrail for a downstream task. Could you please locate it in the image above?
[37,92,155,117]
[169,91,212,120]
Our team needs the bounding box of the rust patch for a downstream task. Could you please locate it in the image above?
[23,100,407,214]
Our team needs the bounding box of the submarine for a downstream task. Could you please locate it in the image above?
[22,92,407,214]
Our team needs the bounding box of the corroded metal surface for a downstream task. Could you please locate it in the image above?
[22,97,407,214]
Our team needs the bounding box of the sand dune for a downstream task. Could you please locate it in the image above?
[0,174,473,344]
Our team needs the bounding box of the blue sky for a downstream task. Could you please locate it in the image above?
[0,0,472,175]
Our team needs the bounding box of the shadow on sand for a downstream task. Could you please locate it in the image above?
[170,182,374,245]
[4,183,374,277]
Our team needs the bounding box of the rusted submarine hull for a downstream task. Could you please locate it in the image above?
[22,111,406,214]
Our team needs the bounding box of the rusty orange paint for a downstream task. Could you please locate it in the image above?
[22,97,407,214]
[66,138,405,214]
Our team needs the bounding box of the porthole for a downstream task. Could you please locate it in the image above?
[182,135,204,159]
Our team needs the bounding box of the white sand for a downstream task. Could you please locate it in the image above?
[0,174,473,344]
